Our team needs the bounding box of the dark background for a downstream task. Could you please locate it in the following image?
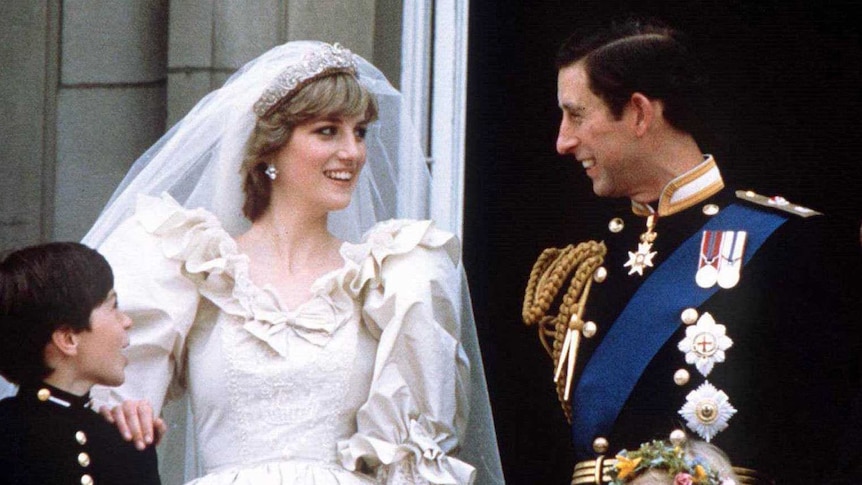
[462,1,861,483]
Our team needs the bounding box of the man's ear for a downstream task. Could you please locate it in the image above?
[50,327,79,357]
[629,92,659,137]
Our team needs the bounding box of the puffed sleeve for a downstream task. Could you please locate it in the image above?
[338,220,476,485]
[91,195,202,416]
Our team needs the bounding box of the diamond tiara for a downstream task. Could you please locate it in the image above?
[252,43,359,117]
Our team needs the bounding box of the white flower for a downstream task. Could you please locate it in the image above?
[677,312,733,377]
[679,381,737,442]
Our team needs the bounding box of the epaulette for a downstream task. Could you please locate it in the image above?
[735,190,822,218]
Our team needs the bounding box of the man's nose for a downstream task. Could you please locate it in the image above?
[556,119,579,155]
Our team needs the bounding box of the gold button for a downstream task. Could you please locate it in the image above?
[81,474,93,485]
[696,400,718,423]
[75,431,87,445]
[673,369,690,386]
[78,452,90,467]
[608,218,624,233]
[702,204,719,216]
[37,388,50,401]
[592,436,609,454]
[593,266,608,283]
[669,429,687,446]
[680,308,698,325]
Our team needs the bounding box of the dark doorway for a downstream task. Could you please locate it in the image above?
[464,1,861,483]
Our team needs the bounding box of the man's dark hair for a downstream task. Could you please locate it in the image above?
[0,242,113,384]
[556,19,708,138]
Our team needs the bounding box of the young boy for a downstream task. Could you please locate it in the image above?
[0,242,161,484]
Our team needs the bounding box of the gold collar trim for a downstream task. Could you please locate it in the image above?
[632,155,724,217]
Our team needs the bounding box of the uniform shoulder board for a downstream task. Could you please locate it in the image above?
[735,190,822,218]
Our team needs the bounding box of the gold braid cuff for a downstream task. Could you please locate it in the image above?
[522,241,606,422]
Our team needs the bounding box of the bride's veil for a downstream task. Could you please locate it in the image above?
[81,41,503,484]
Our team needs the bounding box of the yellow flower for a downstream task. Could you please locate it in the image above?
[693,465,708,482]
[615,456,642,479]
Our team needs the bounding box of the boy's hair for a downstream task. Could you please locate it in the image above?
[0,242,113,384]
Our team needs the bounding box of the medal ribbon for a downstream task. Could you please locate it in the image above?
[570,203,787,457]
[699,231,722,269]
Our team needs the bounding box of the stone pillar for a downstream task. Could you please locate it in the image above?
[167,0,384,125]
[167,0,280,125]
[53,0,169,241]
[0,1,59,250]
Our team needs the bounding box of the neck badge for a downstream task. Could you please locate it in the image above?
[624,214,658,276]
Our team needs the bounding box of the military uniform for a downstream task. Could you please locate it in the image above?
[562,157,861,484]
[0,383,160,485]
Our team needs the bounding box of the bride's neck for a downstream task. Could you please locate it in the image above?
[251,205,337,258]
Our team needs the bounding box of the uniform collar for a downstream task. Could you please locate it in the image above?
[19,382,92,409]
[631,155,724,217]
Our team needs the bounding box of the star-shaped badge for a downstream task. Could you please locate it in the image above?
[623,242,657,276]
[679,381,737,442]
[677,312,733,377]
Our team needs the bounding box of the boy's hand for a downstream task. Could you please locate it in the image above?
[100,399,167,451]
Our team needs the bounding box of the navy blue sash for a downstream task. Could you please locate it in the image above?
[571,203,788,455]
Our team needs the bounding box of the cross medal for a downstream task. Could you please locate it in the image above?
[624,214,658,276]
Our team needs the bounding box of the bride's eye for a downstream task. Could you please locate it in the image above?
[316,126,337,136]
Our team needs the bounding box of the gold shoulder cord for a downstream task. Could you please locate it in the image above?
[522,241,606,422]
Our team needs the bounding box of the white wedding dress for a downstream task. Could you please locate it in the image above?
[92,194,476,484]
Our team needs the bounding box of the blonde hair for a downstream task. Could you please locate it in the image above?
[241,72,379,221]
[627,441,739,485]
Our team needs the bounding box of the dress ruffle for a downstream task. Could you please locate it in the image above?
[136,194,459,358]
[338,416,475,485]
[340,218,460,308]
[130,194,472,484]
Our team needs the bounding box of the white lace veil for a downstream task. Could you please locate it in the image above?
[82,41,503,484]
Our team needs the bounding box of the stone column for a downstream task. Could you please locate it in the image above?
[167,0,383,125]
[53,0,169,241]
[0,1,59,250]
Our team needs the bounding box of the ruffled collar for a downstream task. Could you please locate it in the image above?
[134,194,455,358]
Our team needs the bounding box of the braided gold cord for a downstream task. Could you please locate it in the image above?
[522,241,606,422]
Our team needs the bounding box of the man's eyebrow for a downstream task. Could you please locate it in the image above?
[560,103,586,115]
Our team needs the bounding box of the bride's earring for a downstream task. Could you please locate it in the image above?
[265,163,278,181]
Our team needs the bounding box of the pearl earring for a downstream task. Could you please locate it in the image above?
[265,164,278,180]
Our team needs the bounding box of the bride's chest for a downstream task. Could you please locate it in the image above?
[185,299,377,417]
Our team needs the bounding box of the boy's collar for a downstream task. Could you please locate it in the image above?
[20,381,92,409]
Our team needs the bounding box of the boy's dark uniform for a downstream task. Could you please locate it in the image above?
[557,159,861,484]
[0,383,160,485]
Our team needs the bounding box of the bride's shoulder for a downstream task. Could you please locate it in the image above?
[338,219,461,296]
[100,193,239,266]
[351,219,460,265]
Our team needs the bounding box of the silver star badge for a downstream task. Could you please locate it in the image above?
[623,242,656,276]
[677,312,733,377]
[679,381,737,442]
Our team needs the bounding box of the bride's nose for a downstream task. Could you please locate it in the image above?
[337,134,364,161]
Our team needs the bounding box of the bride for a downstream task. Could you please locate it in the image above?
[84,41,502,484]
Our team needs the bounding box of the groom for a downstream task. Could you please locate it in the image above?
[546,19,861,484]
